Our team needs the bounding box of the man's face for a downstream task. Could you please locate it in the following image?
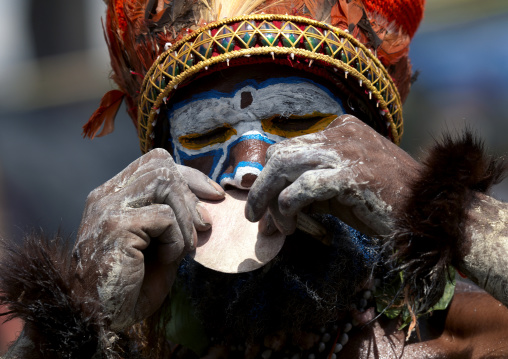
[159,64,378,342]
[164,65,346,189]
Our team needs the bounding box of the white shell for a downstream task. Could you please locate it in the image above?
[190,190,285,273]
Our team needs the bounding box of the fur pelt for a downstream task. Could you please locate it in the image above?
[388,131,507,315]
[0,232,140,359]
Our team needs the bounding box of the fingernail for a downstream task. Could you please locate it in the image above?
[192,227,198,250]
[245,203,256,222]
[208,179,225,196]
[197,202,212,227]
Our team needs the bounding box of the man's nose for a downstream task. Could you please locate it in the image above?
[218,136,272,190]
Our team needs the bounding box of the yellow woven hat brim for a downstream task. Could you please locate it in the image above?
[138,14,403,153]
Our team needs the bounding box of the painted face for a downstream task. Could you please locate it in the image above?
[166,76,346,189]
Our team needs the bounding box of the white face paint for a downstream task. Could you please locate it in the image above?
[166,77,345,187]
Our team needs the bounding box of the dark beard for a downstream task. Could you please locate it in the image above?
[177,215,379,343]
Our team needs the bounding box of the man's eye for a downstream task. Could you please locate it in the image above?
[178,124,237,149]
[262,113,337,138]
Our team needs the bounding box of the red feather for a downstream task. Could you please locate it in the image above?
[82,90,125,139]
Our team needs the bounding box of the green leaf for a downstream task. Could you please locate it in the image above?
[374,267,457,329]
[165,282,209,356]
[428,267,456,312]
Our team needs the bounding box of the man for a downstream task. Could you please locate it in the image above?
[2,0,508,358]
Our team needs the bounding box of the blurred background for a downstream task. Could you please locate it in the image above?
[0,0,507,242]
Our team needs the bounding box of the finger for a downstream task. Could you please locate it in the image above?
[99,148,175,195]
[124,167,199,250]
[258,211,278,236]
[278,169,345,217]
[268,196,297,235]
[245,161,287,222]
[159,177,198,251]
[126,166,211,232]
[280,165,392,237]
[325,114,359,130]
[246,147,332,222]
[176,164,225,200]
[195,202,212,231]
[246,146,307,222]
[124,204,186,263]
[172,180,212,234]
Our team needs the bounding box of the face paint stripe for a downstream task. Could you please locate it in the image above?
[178,124,237,150]
[236,161,264,171]
[214,132,274,182]
[262,113,338,138]
[230,133,276,146]
[176,147,224,178]
[218,162,263,186]
[209,149,225,178]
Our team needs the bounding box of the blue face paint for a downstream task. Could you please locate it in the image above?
[216,131,276,189]
[217,133,275,182]
[166,77,346,188]
[176,147,224,178]
[218,161,264,185]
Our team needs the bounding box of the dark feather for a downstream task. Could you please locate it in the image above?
[0,232,105,358]
[388,130,507,315]
[145,0,158,19]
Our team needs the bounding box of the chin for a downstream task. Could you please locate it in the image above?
[177,215,380,343]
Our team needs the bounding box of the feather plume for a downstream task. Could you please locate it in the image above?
[297,0,335,23]
[0,232,150,358]
[0,232,104,358]
[200,0,268,22]
[369,13,410,65]
[83,90,124,139]
[250,0,295,17]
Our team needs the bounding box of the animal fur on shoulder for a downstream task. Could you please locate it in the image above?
[0,232,141,359]
[389,130,507,315]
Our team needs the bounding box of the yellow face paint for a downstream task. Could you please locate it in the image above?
[262,112,337,138]
[178,124,238,150]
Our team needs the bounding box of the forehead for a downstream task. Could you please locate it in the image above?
[167,63,351,107]
[167,77,344,136]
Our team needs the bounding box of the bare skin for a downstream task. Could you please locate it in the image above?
[339,282,508,359]
[458,194,508,307]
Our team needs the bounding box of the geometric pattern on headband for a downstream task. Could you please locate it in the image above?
[138,14,403,153]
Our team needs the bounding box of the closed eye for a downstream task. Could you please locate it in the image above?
[178,124,237,150]
[262,113,337,138]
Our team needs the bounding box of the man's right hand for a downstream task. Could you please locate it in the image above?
[72,148,224,331]
[246,115,420,238]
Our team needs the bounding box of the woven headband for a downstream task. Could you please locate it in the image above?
[138,14,403,153]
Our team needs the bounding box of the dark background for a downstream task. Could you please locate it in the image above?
[0,0,507,240]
